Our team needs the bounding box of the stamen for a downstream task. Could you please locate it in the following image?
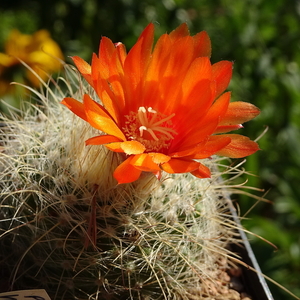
[138,107,147,126]
[146,128,160,141]
[152,113,176,127]
[150,127,175,140]
[123,106,178,152]
[148,107,158,123]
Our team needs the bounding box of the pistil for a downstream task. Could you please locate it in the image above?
[123,106,177,152]
[137,107,176,141]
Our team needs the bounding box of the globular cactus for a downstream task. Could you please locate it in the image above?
[1,65,244,300]
[0,24,261,300]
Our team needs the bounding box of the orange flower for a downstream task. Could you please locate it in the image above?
[62,23,260,184]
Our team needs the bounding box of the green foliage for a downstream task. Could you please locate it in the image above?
[1,0,300,298]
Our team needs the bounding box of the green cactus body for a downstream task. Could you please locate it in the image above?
[1,66,245,300]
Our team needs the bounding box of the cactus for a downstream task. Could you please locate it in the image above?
[0,63,249,300]
[0,22,268,299]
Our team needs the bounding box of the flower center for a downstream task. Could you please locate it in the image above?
[123,106,177,152]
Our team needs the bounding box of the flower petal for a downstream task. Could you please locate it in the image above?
[161,35,194,91]
[170,136,231,159]
[216,134,260,158]
[120,141,145,155]
[116,42,127,65]
[212,61,233,98]
[114,156,142,184]
[145,33,171,85]
[161,158,200,174]
[182,57,212,99]
[191,163,211,178]
[105,141,146,154]
[219,101,260,125]
[83,94,126,141]
[91,48,124,123]
[63,23,261,184]
[85,135,122,145]
[193,30,211,58]
[148,153,171,164]
[198,91,231,125]
[177,78,215,128]
[71,56,92,85]
[172,91,230,152]
[190,136,232,159]
[61,97,88,122]
[169,23,190,40]
[169,140,208,158]
[123,23,154,111]
[93,75,121,124]
[105,142,124,152]
[214,124,243,134]
[97,37,117,75]
[152,35,195,114]
[130,153,161,172]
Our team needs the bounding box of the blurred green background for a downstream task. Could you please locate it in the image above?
[1,0,299,299]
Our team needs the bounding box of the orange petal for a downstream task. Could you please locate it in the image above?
[179,79,215,126]
[161,158,200,174]
[91,52,105,82]
[103,47,126,122]
[200,91,231,124]
[120,141,145,155]
[216,134,260,158]
[220,101,260,125]
[85,135,122,145]
[72,56,92,85]
[91,49,123,122]
[161,35,194,83]
[154,35,195,112]
[114,156,142,184]
[148,153,171,164]
[190,136,232,159]
[193,31,211,58]
[98,36,117,73]
[146,33,171,84]
[214,124,243,134]
[169,140,208,158]
[212,61,233,98]
[173,90,230,152]
[136,23,155,51]
[116,42,127,66]
[83,94,126,141]
[105,141,145,155]
[171,136,231,159]
[191,163,211,178]
[105,142,124,152]
[123,23,154,110]
[61,97,88,122]
[130,153,161,172]
[94,76,121,123]
[182,57,212,99]
[169,23,190,40]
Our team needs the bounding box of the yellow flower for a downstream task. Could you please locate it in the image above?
[0,29,64,96]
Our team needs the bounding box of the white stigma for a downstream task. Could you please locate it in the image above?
[137,107,176,141]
